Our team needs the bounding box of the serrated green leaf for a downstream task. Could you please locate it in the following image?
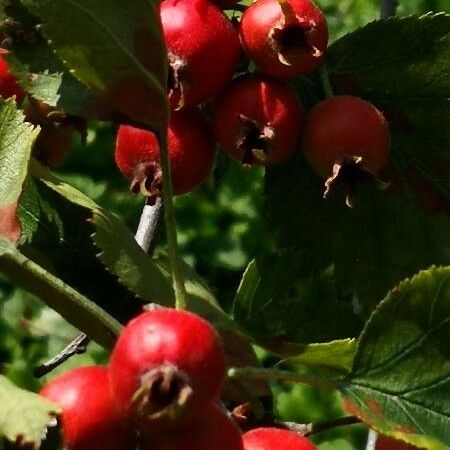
[338,266,450,448]
[0,98,39,242]
[22,0,168,132]
[0,375,60,448]
[92,209,174,306]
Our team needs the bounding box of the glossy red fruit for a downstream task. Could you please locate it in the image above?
[302,95,391,179]
[115,109,215,197]
[109,308,226,426]
[0,51,25,102]
[243,427,317,450]
[140,404,244,450]
[40,366,135,450]
[160,0,241,109]
[240,0,328,79]
[375,436,425,450]
[212,75,304,167]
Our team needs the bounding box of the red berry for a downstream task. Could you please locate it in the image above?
[40,366,135,450]
[0,51,25,102]
[160,0,241,109]
[140,404,244,450]
[376,436,425,450]
[302,95,391,178]
[115,109,215,197]
[243,427,317,450]
[109,308,226,426]
[240,0,328,79]
[212,75,304,167]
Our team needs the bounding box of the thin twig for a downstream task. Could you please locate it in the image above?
[134,197,163,253]
[380,0,398,19]
[34,334,90,377]
[156,132,188,310]
[283,416,361,436]
[366,429,379,450]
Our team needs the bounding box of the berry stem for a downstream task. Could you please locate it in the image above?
[135,197,163,254]
[283,416,361,436]
[319,63,334,99]
[380,0,398,19]
[156,131,188,310]
[228,367,336,390]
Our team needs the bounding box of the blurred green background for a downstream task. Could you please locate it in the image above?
[2,1,450,449]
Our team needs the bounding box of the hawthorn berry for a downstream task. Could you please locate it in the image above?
[212,75,304,167]
[375,435,425,450]
[40,366,135,450]
[115,109,215,198]
[140,404,244,450]
[0,51,25,102]
[240,0,328,79]
[243,427,317,450]
[108,308,226,427]
[302,95,391,204]
[160,0,241,109]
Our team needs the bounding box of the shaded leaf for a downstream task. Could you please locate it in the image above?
[0,98,39,242]
[0,374,59,448]
[22,0,168,132]
[338,266,450,449]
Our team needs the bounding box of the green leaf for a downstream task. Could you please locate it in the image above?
[0,98,39,242]
[0,375,60,448]
[266,339,357,374]
[338,266,450,449]
[3,0,116,121]
[233,253,363,343]
[92,209,174,306]
[22,0,168,132]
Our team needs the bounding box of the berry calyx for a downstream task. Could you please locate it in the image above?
[243,427,317,450]
[212,75,304,167]
[240,0,328,79]
[0,51,25,102]
[40,366,135,450]
[302,95,391,206]
[160,0,241,109]
[139,404,244,450]
[108,308,226,426]
[115,109,215,199]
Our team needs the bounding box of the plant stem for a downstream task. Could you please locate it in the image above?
[156,132,188,310]
[34,334,90,377]
[0,249,122,349]
[228,367,336,390]
[134,197,163,253]
[283,416,361,436]
[319,63,334,99]
[380,0,398,19]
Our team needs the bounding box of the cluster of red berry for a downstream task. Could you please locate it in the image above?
[40,307,318,450]
[114,0,391,203]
